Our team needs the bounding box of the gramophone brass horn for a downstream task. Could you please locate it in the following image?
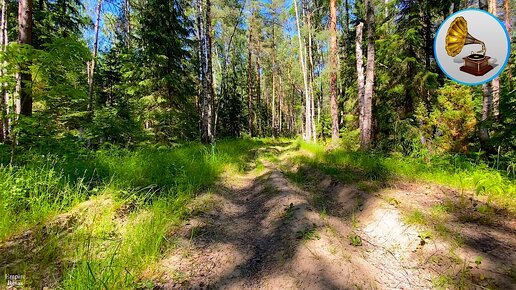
[445,16,486,57]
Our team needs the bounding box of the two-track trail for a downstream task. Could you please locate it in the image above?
[152,144,516,289]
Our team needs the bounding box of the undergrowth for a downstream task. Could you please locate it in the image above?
[293,140,516,214]
[0,138,280,288]
[1,137,514,288]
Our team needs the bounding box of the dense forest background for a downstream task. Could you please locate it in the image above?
[0,0,515,288]
[0,0,514,160]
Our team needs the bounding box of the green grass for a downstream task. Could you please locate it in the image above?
[1,137,514,288]
[0,138,283,288]
[405,209,428,226]
[296,228,321,241]
[293,140,516,213]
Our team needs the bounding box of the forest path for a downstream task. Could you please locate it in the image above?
[1,143,514,289]
[151,143,515,289]
[156,147,380,289]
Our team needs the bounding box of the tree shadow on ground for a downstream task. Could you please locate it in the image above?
[0,139,296,289]
[0,213,76,289]
[425,190,516,288]
[157,150,385,289]
[160,146,516,289]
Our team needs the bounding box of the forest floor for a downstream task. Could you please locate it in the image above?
[148,142,515,289]
[1,140,515,289]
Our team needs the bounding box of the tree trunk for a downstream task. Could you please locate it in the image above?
[123,0,131,48]
[247,27,254,137]
[18,0,32,116]
[488,0,500,122]
[329,0,339,141]
[306,3,316,142]
[256,54,261,136]
[87,0,102,114]
[278,75,282,134]
[356,22,365,143]
[197,0,205,132]
[362,0,375,150]
[492,77,500,121]
[504,0,512,90]
[205,0,214,143]
[424,0,431,70]
[271,18,276,137]
[198,0,213,144]
[293,0,311,141]
[480,83,492,144]
[478,0,492,146]
[0,0,8,141]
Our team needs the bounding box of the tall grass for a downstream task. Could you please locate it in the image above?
[0,138,275,288]
[0,139,265,239]
[295,141,516,213]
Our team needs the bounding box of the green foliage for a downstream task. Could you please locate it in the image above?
[296,141,516,213]
[296,228,320,241]
[405,210,427,226]
[283,202,295,220]
[32,0,90,49]
[0,138,267,240]
[416,82,478,153]
[348,232,362,246]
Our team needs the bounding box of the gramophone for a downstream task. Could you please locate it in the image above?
[445,16,493,76]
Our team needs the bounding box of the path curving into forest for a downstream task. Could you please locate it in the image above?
[152,144,515,289]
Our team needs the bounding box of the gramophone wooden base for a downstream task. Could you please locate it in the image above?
[460,65,494,76]
[460,55,493,76]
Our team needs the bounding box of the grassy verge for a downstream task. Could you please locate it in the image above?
[0,138,280,288]
[292,140,515,213]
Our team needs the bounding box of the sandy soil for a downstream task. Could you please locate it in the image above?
[1,145,514,289]
[151,147,516,289]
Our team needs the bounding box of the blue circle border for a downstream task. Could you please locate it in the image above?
[434,8,511,86]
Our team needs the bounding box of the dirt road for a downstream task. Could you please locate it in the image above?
[154,146,515,289]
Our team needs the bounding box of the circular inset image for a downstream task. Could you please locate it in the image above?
[434,9,510,86]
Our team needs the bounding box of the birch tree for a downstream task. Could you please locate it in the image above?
[489,0,500,122]
[198,0,214,144]
[329,0,339,141]
[0,0,8,141]
[293,0,312,142]
[361,0,375,149]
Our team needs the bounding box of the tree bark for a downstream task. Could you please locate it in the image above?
[356,21,365,145]
[362,0,375,150]
[18,0,32,116]
[278,74,282,134]
[424,0,431,70]
[293,0,311,142]
[247,27,254,137]
[0,0,8,141]
[198,0,213,144]
[271,16,276,137]
[305,2,316,142]
[480,83,492,144]
[204,0,214,143]
[88,0,102,114]
[197,0,205,131]
[256,52,261,136]
[504,0,512,90]
[488,0,500,122]
[329,0,339,141]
